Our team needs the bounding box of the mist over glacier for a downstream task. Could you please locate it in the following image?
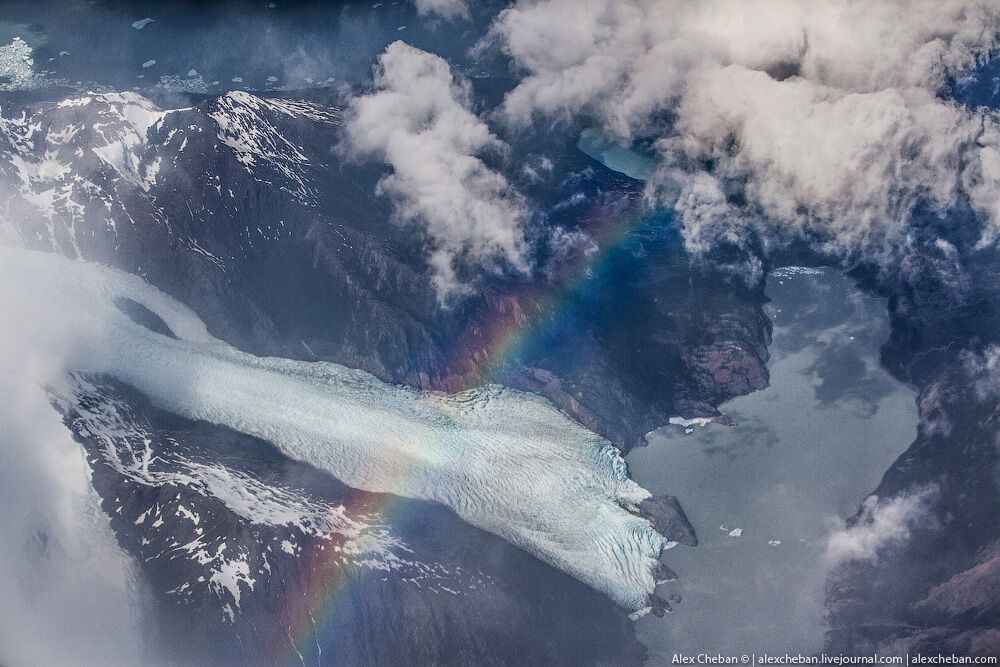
[0,246,672,613]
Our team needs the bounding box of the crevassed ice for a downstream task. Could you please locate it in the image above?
[0,247,669,611]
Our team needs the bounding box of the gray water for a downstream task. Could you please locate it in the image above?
[576,128,655,180]
[627,267,918,661]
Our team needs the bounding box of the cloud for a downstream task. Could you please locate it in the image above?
[413,0,469,21]
[486,0,1000,280]
[658,71,995,270]
[963,344,1000,398]
[344,40,529,300]
[824,486,937,567]
[0,243,158,665]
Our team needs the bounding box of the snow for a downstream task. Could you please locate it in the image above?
[176,504,200,525]
[0,109,109,250]
[61,377,394,548]
[88,92,168,191]
[668,416,714,428]
[57,97,92,108]
[3,247,672,612]
[207,545,254,608]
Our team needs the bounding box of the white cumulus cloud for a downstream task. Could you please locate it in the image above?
[0,242,157,666]
[824,486,937,567]
[344,41,529,300]
[963,344,1000,398]
[413,0,469,21]
[486,0,1000,280]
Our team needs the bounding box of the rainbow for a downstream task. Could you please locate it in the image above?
[444,191,668,386]
[268,187,673,664]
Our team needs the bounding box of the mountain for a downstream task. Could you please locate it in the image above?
[825,238,1000,658]
[0,88,769,663]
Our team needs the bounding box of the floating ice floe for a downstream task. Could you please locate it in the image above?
[668,416,714,429]
[770,266,824,279]
[141,60,156,68]
[131,18,154,29]
[158,72,209,93]
[0,37,35,90]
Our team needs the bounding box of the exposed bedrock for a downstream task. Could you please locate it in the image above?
[825,242,1000,658]
[637,495,699,547]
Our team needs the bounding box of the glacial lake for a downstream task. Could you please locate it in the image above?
[627,267,919,660]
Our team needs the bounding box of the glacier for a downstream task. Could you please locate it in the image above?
[0,246,672,612]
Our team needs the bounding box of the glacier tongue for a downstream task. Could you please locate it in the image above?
[0,247,671,612]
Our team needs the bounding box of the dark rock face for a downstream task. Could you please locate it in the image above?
[915,544,1000,620]
[825,242,1000,658]
[637,496,698,547]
